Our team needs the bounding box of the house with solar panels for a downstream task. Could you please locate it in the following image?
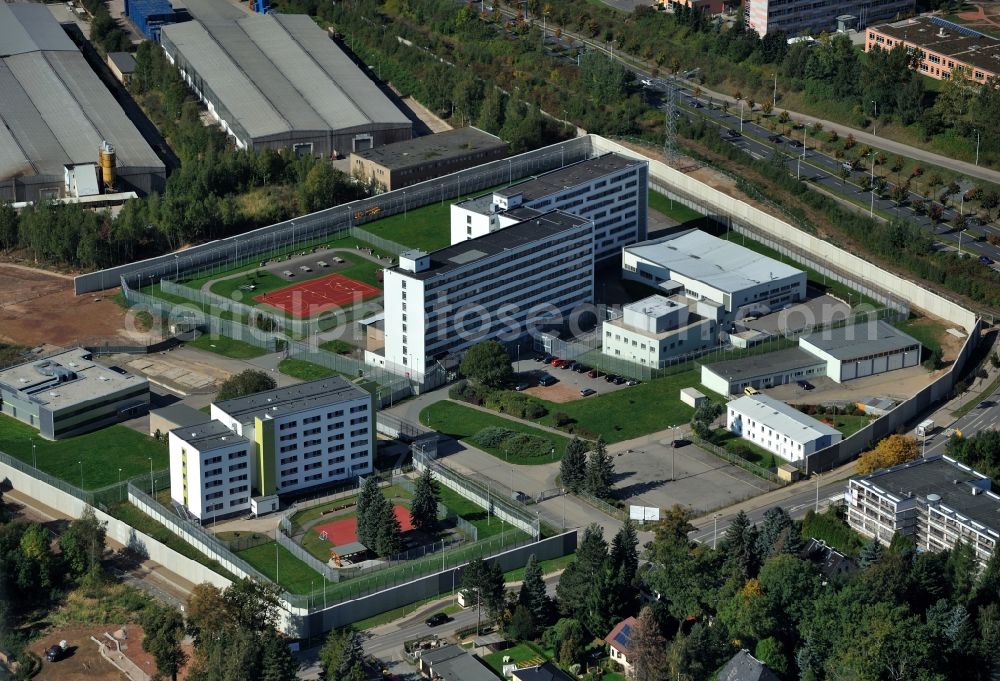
[866,16,1000,84]
[604,616,638,677]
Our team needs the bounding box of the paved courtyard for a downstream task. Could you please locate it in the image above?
[765,364,934,404]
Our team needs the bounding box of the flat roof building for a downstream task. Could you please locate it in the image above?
[847,455,1000,569]
[450,153,647,261]
[417,645,496,681]
[602,294,718,368]
[169,420,252,521]
[368,210,594,382]
[0,3,166,202]
[0,347,149,439]
[727,394,842,462]
[866,16,1000,84]
[745,0,914,37]
[160,0,411,156]
[349,127,508,192]
[623,230,806,319]
[106,52,137,84]
[799,320,920,383]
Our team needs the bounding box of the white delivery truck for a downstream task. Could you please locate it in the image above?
[916,419,935,437]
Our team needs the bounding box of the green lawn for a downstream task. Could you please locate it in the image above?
[420,401,570,464]
[821,414,873,437]
[648,190,706,225]
[712,429,780,468]
[533,369,703,444]
[108,502,238,581]
[502,553,575,582]
[297,486,413,561]
[482,642,547,677]
[0,414,167,490]
[892,316,946,359]
[437,483,517,540]
[236,541,330,594]
[187,333,268,359]
[278,357,338,381]
[319,339,354,354]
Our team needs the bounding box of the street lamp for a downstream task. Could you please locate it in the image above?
[79,460,84,489]
[148,457,154,497]
[739,99,744,135]
[871,100,878,136]
[772,72,777,109]
[713,513,721,549]
[119,468,123,501]
[31,438,36,469]
[975,129,981,166]
[869,151,876,218]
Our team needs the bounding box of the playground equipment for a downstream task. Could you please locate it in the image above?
[330,550,342,568]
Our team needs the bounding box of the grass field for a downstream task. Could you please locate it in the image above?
[187,333,268,359]
[319,339,354,354]
[821,414,873,437]
[297,485,413,561]
[420,401,570,465]
[482,643,546,677]
[277,357,338,381]
[237,541,330,594]
[712,429,780,468]
[436,484,516,540]
[0,414,167,490]
[893,316,947,359]
[648,190,706,225]
[533,369,703,444]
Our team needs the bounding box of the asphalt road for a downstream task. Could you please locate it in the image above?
[923,380,1000,457]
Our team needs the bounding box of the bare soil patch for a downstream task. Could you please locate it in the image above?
[523,383,581,404]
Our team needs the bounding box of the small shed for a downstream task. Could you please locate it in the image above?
[777,463,801,482]
[680,387,707,408]
[107,51,137,84]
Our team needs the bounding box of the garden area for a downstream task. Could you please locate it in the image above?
[186,332,269,359]
[0,414,167,490]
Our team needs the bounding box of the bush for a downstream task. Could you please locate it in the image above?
[553,411,574,428]
[504,433,552,458]
[472,427,517,449]
[524,402,548,420]
[450,379,491,406]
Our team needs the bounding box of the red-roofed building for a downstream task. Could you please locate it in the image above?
[604,616,639,678]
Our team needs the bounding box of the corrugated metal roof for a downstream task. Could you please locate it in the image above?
[0,3,76,57]
[161,5,409,142]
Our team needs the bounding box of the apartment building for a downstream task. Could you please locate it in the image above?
[727,394,842,462]
[209,377,373,497]
[745,0,914,37]
[847,455,999,569]
[368,210,594,381]
[866,17,1000,84]
[169,421,252,521]
[602,294,717,368]
[450,153,647,261]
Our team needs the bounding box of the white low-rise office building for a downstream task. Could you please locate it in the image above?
[369,210,594,382]
[169,421,253,521]
[727,394,841,463]
[450,153,647,261]
[602,294,717,367]
[847,455,999,570]
[799,320,920,383]
[622,230,806,320]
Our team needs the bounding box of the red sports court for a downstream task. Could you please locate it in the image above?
[312,505,414,548]
[255,273,381,318]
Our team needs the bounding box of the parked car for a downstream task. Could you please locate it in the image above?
[611,376,626,385]
[625,379,640,386]
[535,354,549,362]
[671,438,689,448]
[980,255,994,266]
[561,361,576,371]
[538,372,558,386]
[580,388,597,397]
[46,641,68,663]
[515,382,532,391]
[690,99,704,108]
[587,369,599,378]
[550,358,564,368]
[767,134,782,143]
[542,356,557,365]
[789,139,803,148]
[604,374,618,383]
[640,78,653,87]
[573,363,588,373]
[744,386,760,396]
[726,128,741,138]
[425,613,449,627]
[797,380,814,390]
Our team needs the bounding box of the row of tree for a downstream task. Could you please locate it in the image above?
[559,437,615,500]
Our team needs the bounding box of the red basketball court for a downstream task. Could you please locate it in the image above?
[312,504,414,548]
[254,273,381,318]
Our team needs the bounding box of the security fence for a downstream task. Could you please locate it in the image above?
[76,138,594,295]
[396,476,478,541]
[284,339,415,397]
[159,278,313,337]
[690,435,783,483]
[348,226,408,256]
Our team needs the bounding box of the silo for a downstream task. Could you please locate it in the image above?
[98,141,116,190]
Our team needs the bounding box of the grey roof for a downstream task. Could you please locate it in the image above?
[625,230,804,296]
[799,320,920,360]
[0,347,147,412]
[420,645,495,681]
[857,455,1000,538]
[107,51,137,74]
[160,8,410,141]
[729,394,841,444]
[213,376,369,423]
[391,210,591,282]
[512,662,575,681]
[0,3,76,57]
[800,538,858,578]
[872,16,1000,77]
[704,347,826,383]
[170,419,250,450]
[494,152,643,203]
[150,403,208,429]
[717,650,781,681]
[0,6,163,180]
[351,127,506,170]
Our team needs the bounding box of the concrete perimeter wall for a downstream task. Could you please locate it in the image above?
[0,459,232,591]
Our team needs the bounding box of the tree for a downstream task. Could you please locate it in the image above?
[319,629,365,681]
[856,434,919,474]
[560,437,587,493]
[216,369,276,401]
[0,202,17,251]
[355,475,381,549]
[543,618,586,667]
[506,603,536,640]
[584,438,614,499]
[409,468,440,533]
[518,555,551,625]
[459,340,513,388]
[259,631,298,681]
[462,557,505,634]
[60,507,107,581]
[754,507,798,563]
[859,538,884,569]
[222,578,282,634]
[141,605,187,681]
[609,519,640,589]
[372,497,403,557]
[185,583,228,645]
[629,606,668,681]
[722,510,758,579]
[556,524,608,622]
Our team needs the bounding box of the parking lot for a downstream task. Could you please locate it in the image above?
[610,434,778,515]
[765,364,933,405]
[512,357,636,402]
